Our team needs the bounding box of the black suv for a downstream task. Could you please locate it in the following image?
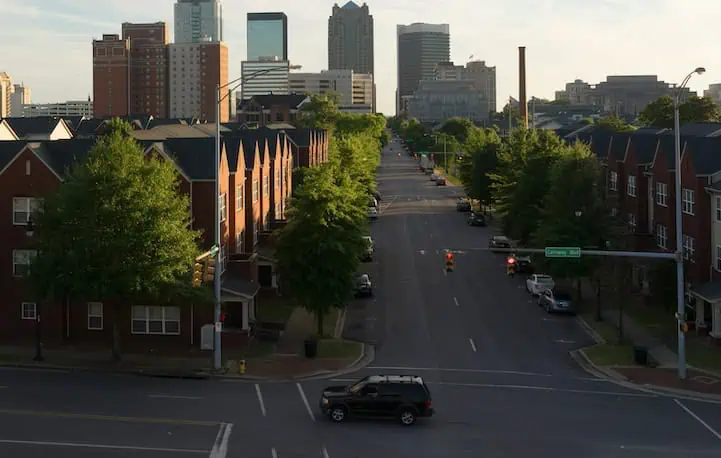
[319,375,434,426]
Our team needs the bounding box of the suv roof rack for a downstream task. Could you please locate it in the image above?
[372,375,424,384]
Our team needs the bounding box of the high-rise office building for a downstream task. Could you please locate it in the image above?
[122,22,169,117]
[396,23,450,114]
[10,83,30,116]
[247,12,288,60]
[328,2,374,75]
[0,72,12,118]
[174,0,223,43]
[289,70,373,113]
[169,42,229,122]
[92,34,131,117]
[241,59,290,100]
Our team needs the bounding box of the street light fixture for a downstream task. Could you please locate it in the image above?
[673,66,705,380]
[212,64,301,371]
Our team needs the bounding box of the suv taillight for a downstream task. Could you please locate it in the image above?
[425,400,432,409]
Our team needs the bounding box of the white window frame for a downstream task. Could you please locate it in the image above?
[609,171,618,191]
[263,175,269,196]
[21,302,36,320]
[656,182,667,206]
[682,188,695,215]
[656,224,668,249]
[87,302,104,330]
[716,196,721,222]
[627,175,636,197]
[682,234,695,261]
[237,229,245,253]
[12,249,37,277]
[12,197,42,225]
[131,306,180,335]
[716,245,721,271]
[235,185,243,211]
[253,179,259,202]
[219,193,227,222]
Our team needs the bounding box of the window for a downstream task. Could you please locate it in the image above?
[12,197,42,225]
[219,193,227,222]
[627,175,636,197]
[682,235,695,261]
[716,196,721,222]
[263,176,269,196]
[131,306,180,335]
[236,185,243,211]
[237,229,245,253]
[220,244,227,272]
[611,207,618,217]
[656,182,668,206]
[682,188,695,215]
[21,302,36,320]
[609,171,618,191]
[253,179,259,202]
[12,250,36,277]
[656,224,668,249]
[716,246,721,271]
[87,302,103,330]
[628,213,636,229]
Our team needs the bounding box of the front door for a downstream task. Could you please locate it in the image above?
[258,265,273,288]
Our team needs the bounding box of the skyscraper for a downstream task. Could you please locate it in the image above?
[247,12,288,60]
[169,42,228,122]
[174,0,223,43]
[122,22,169,117]
[396,23,450,114]
[92,34,131,117]
[328,2,374,75]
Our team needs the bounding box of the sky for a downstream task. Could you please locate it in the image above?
[0,0,718,115]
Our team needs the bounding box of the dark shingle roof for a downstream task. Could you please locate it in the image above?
[146,118,188,129]
[680,123,721,137]
[255,127,281,157]
[0,140,29,171]
[31,139,96,177]
[74,118,106,137]
[655,133,676,169]
[162,137,216,180]
[2,117,64,138]
[608,133,630,162]
[685,136,721,175]
[240,133,261,169]
[589,130,613,160]
[628,133,659,165]
[240,94,308,110]
[223,136,242,172]
[284,128,312,147]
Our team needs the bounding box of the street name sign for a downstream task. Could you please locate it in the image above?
[545,247,581,258]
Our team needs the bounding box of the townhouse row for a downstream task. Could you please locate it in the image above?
[0,126,329,355]
[575,124,721,339]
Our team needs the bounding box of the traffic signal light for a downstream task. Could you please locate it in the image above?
[680,322,689,333]
[507,256,515,265]
[506,257,516,276]
[445,252,454,262]
[192,262,203,287]
[204,258,216,282]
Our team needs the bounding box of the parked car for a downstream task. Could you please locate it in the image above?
[436,178,446,186]
[488,235,511,252]
[361,236,374,262]
[369,196,378,208]
[430,173,438,181]
[467,212,486,226]
[526,274,555,296]
[538,289,575,314]
[319,375,434,426]
[367,207,378,220]
[354,274,373,297]
[456,198,472,212]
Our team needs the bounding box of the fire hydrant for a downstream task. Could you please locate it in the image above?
[238,359,246,375]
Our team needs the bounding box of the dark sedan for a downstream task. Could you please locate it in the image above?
[467,212,486,226]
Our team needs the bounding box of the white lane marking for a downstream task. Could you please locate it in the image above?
[255,384,266,417]
[209,422,233,458]
[366,366,553,377]
[674,399,721,441]
[322,444,330,458]
[296,382,315,421]
[453,297,459,307]
[147,394,204,400]
[271,447,278,458]
[469,338,477,352]
[0,439,206,454]
[554,340,576,344]
[328,379,656,397]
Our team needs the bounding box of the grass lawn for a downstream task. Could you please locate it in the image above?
[317,339,362,359]
[257,296,295,324]
[579,312,636,366]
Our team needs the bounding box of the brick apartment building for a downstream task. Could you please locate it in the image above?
[0,124,328,354]
[237,94,309,127]
[575,123,721,340]
[92,34,131,117]
[122,22,170,118]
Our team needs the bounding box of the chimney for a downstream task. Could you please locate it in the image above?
[518,46,528,129]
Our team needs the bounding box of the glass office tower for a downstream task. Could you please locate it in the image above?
[247,12,288,60]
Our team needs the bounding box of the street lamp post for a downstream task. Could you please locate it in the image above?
[26,217,43,362]
[212,65,301,370]
[674,66,705,380]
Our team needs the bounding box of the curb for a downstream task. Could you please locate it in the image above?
[569,348,627,381]
[0,361,211,379]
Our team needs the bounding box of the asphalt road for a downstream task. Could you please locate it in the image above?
[0,137,720,457]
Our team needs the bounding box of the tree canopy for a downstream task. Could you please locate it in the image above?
[595,115,636,132]
[638,95,721,128]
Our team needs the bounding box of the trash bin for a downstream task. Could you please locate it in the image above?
[304,337,318,359]
[633,345,648,366]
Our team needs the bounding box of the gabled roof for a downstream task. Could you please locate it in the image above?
[588,130,613,160]
[608,133,630,162]
[162,137,217,180]
[2,116,69,138]
[146,118,188,129]
[680,122,721,138]
[240,94,309,111]
[223,136,243,173]
[132,124,211,140]
[255,127,282,157]
[240,134,261,170]
[627,133,659,165]
[30,139,96,178]
[74,118,106,137]
[0,140,29,172]
[685,136,721,176]
[284,128,312,147]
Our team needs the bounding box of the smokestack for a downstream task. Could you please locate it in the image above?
[518,46,528,129]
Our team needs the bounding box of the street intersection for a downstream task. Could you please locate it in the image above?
[0,139,720,457]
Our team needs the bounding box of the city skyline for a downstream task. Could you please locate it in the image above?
[0,0,717,115]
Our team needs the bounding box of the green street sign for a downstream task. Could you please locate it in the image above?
[545,247,581,258]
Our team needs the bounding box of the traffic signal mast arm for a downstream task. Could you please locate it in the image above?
[459,247,678,260]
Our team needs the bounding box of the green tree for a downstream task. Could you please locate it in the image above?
[439,117,476,143]
[596,115,636,132]
[532,150,610,280]
[275,166,367,336]
[638,95,721,128]
[489,129,569,244]
[29,121,201,360]
[457,128,501,205]
[296,93,341,130]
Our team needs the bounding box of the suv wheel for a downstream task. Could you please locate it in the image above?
[330,405,347,423]
[398,408,417,426]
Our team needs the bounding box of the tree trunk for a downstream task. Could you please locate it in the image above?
[111,303,121,362]
[316,311,324,337]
